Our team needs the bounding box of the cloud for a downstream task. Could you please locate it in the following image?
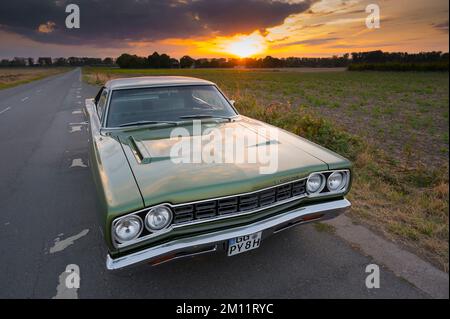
[432,21,449,33]
[326,42,397,49]
[37,21,56,33]
[0,0,316,47]
[278,37,341,47]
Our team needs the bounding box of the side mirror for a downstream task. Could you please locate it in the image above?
[229,99,235,106]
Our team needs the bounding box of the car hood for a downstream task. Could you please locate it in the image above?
[115,116,350,207]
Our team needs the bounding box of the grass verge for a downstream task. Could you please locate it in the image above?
[0,67,71,90]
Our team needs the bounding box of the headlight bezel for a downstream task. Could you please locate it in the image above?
[327,171,348,192]
[306,173,326,194]
[306,169,351,197]
[111,205,175,248]
[112,215,144,244]
[145,206,173,232]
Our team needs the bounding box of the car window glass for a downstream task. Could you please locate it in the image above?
[106,85,236,127]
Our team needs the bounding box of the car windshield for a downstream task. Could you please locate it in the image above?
[106,85,237,127]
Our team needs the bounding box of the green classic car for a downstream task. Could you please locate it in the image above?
[85,76,352,270]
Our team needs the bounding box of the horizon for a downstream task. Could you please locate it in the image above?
[0,0,449,60]
[2,50,450,62]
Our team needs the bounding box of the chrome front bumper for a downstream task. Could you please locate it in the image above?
[106,198,351,270]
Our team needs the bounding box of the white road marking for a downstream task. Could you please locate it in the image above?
[0,107,11,115]
[76,95,82,98]
[4,222,10,226]
[49,229,89,254]
[69,121,87,125]
[76,101,82,104]
[70,158,87,168]
[21,97,29,102]
[53,268,79,299]
[72,110,83,114]
[36,89,42,93]
[70,125,82,133]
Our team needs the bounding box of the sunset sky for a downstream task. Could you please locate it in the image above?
[0,0,448,59]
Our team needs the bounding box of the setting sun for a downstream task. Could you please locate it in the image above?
[223,32,268,58]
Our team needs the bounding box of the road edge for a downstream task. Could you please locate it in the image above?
[325,215,449,299]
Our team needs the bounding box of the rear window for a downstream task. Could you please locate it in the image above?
[106,85,237,127]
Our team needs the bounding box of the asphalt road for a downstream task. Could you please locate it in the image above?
[0,68,427,298]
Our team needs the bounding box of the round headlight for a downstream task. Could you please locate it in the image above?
[327,171,347,191]
[114,216,142,243]
[307,173,326,194]
[145,206,173,231]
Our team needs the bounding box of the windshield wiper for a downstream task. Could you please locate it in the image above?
[179,114,232,121]
[119,120,178,127]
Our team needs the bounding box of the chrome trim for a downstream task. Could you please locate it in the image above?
[111,169,351,249]
[151,245,218,266]
[144,206,173,231]
[171,176,307,207]
[112,205,174,249]
[306,172,326,194]
[111,176,309,249]
[307,169,351,198]
[327,171,349,192]
[106,198,351,270]
[112,215,144,244]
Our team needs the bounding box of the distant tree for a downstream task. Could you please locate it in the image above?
[180,55,195,68]
[103,57,114,65]
[116,54,132,68]
[0,59,10,67]
[10,57,27,67]
[38,57,52,66]
[262,56,282,68]
[53,57,68,66]
[169,58,180,68]
[67,56,81,66]
[116,53,147,68]
[147,52,161,68]
[159,53,171,68]
[27,57,35,66]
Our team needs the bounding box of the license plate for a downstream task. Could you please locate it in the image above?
[227,232,262,256]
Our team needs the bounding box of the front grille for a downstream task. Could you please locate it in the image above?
[172,179,307,224]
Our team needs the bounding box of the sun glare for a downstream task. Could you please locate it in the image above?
[223,32,267,58]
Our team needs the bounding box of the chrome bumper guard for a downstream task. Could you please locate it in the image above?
[106,198,351,270]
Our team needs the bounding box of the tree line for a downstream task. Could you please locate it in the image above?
[1,50,448,71]
[348,51,449,71]
[115,52,351,68]
[0,56,114,67]
[115,50,449,70]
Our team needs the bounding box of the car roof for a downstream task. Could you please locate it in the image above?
[105,76,215,90]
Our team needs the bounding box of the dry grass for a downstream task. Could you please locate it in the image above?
[348,148,449,272]
[0,67,70,89]
[83,67,449,271]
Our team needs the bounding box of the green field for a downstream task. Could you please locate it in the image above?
[84,67,449,271]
